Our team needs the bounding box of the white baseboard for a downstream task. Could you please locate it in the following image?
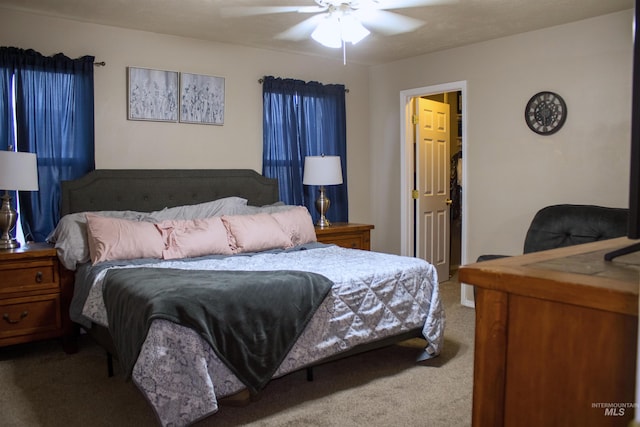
[460,283,475,308]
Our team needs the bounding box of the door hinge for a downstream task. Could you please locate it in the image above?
[411,114,418,125]
[412,190,419,199]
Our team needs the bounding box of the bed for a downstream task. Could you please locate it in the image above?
[51,169,444,427]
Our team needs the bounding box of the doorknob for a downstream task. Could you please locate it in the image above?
[446,199,453,205]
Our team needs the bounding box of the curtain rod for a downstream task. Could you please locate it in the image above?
[94,61,106,66]
[258,78,349,93]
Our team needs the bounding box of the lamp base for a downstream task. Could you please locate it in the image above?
[315,186,331,228]
[316,215,331,229]
[0,192,20,250]
[0,238,20,250]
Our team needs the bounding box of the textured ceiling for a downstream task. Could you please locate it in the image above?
[0,0,634,65]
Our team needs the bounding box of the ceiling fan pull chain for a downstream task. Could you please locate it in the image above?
[343,40,346,65]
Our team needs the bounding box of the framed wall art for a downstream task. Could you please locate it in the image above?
[180,72,225,125]
[127,67,178,122]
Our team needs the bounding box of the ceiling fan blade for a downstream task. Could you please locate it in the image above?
[221,5,326,18]
[363,0,458,10]
[275,15,326,41]
[355,9,425,35]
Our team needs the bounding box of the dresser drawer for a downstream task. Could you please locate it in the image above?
[0,260,57,294]
[0,294,61,339]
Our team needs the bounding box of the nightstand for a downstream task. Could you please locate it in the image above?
[0,242,74,351]
[314,223,374,250]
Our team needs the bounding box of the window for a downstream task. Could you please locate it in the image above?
[1,47,95,241]
[262,76,348,224]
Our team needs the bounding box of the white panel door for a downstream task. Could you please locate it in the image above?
[416,97,451,281]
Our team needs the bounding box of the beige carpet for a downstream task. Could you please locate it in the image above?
[0,275,475,427]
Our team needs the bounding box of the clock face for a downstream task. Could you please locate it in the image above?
[524,91,567,135]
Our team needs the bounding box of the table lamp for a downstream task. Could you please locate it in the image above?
[303,155,343,228]
[0,151,39,249]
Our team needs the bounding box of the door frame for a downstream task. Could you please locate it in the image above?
[399,81,473,306]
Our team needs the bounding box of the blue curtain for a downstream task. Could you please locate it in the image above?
[0,47,95,242]
[262,76,348,224]
[0,51,19,222]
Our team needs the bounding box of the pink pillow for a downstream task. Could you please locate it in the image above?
[156,217,233,259]
[271,206,317,246]
[222,213,293,253]
[85,213,164,264]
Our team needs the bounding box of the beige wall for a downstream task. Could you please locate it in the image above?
[1,8,634,259]
[369,10,633,260]
[0,8,372,224]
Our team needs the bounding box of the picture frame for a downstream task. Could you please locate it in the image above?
[180,72,225,125]
[127,67,178,122]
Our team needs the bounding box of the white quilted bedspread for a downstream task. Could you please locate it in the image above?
[81,246,444,427]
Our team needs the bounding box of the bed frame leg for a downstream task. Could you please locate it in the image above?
[306,367,314,382]
[107,352,114,377]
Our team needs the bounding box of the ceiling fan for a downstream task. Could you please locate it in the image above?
[222,1,455,54]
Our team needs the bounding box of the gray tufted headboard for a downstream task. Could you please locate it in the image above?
[60,169,280,216]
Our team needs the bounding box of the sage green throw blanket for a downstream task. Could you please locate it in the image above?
[103,268,333,394]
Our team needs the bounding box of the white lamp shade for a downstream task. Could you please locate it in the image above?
[0,151,39,191]
[303,156,343,186]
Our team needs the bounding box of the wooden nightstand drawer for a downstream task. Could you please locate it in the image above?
[0,261,57,294]
[315,223,374,250]
[323,235,364,249]
[0,294,61,339]
[0,242,74,351]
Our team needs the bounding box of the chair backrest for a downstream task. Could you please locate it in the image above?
[523,204,628,254]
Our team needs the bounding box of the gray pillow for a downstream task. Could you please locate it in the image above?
[144,197,248,221]
[49,197,249,270]
[234,202,298,215]
[47,210,147,270]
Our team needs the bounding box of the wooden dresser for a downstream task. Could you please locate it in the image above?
[459,237,639,427]
[0,243,74,351]
[315,223,374,250]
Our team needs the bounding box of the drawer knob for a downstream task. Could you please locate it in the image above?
[35,271,43,283]
[3,311,28,324]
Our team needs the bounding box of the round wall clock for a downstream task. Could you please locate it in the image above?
[524,91,567,135]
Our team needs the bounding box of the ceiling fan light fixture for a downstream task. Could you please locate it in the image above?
[311,15,342,48]
[339,13,370,45]
[311,10,370,48]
